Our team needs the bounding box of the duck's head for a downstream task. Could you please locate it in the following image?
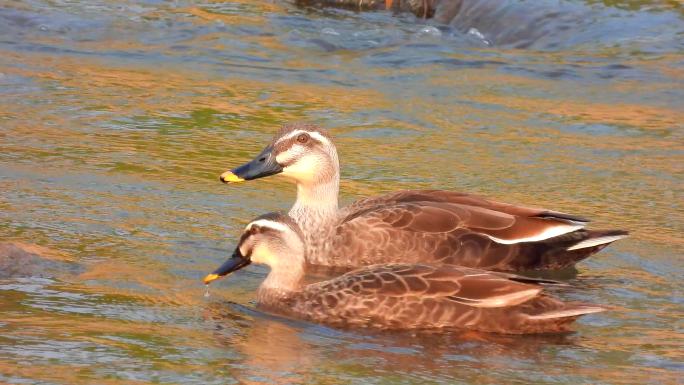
[203,213,305,285]
[220,123,339,186]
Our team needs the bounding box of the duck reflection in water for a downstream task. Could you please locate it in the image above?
[203,300,585,384]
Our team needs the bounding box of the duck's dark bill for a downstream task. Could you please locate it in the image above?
[219,145,283,183]
[203,251,251,285]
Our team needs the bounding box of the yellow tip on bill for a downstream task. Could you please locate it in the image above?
[203,273,220,285]
[220,171,245,183]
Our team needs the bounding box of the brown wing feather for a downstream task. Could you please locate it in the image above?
[344,189,588,224]
[445,273,542,307]
[329,190,614,271]
[339,200,581,247]
[309,264,541,306]
[290,264,602,333]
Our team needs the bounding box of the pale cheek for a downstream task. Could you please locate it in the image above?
[275,152,292,166]
[239,244,250,257]
[282,156,321,181]
[275,146,304,166]
[250,244,276,266]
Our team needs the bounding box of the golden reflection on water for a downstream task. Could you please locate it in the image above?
[206,304,319,384]
[478,93,684,130]
[0,48,384,116]
[0,360,153,385]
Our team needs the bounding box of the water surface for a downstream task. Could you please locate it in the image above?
[1,0,683,384]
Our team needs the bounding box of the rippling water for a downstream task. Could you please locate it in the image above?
[1,0,683,383]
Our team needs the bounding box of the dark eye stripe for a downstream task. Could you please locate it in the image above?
[274,133,321,154]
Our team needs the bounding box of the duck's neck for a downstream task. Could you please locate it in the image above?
[288,145,341,219]
[287,179,340,266]
[256,262,305,307]
[289,179,340,229]
[291,180,339,212]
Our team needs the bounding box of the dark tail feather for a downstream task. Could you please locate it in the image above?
[517,229,628,270]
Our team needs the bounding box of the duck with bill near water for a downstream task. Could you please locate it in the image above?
[203,213,606,334]
[219,123,627,271]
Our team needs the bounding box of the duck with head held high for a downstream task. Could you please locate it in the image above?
[219,123,627,272]
[203,213,606,334]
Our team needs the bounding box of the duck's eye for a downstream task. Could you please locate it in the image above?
[297,133,310,143]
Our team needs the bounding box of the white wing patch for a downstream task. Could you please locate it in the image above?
[566,234,627,251]
[484,223,585,244]
[527,306,605,320]
[453,287,542,308]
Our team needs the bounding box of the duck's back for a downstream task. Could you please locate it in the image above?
[324,190,626,271]
[288,264,604,334]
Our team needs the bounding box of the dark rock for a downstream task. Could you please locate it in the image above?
[0,242,80,279]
